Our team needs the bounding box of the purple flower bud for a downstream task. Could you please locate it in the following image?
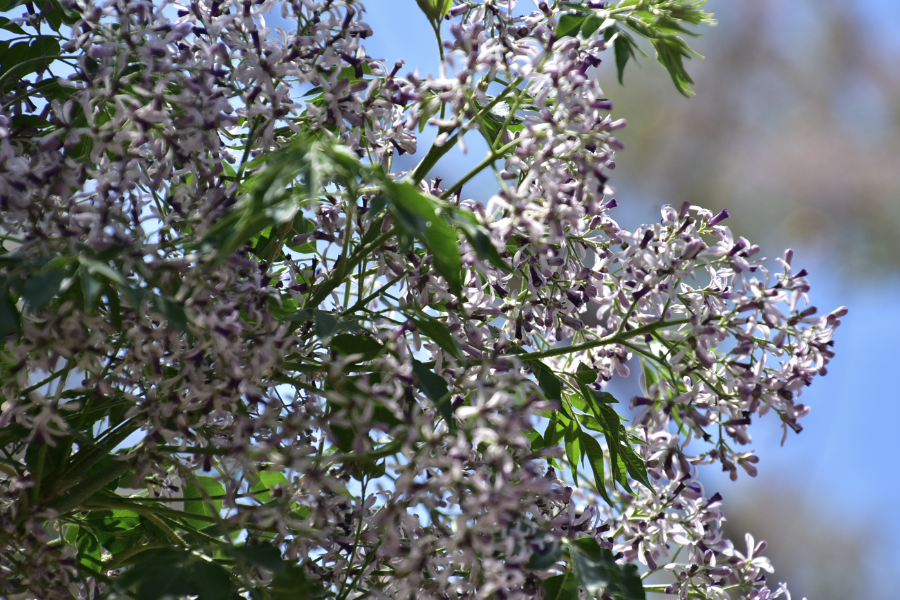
[709,209,730,226]
[448,4,468,17]
[605,198,618,209]
[678,201,691,219]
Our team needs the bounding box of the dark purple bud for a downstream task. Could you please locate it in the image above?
[798,306,817,318]
[604,198,618,209]
[592,99,614,110]
[792,268,808,279]
[448,4,468,17]
[529,265,545,287]
[640,230,654,248]
[727,239,746,256]
[678,201,691,219]
[632,286,651,301]
[709,209,730,226]
[681,239,703,260]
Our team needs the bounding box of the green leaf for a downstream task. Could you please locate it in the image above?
[527,539,563,569]
[414,0,452,22]
[0,280,19,336]
[409,313,462,361]
[570,537,646,600]
[79,268,103,313]
[544,413,564,448]
[75,527,103,571]
[596,404,632,493]
[581,433,614,505]
[330,333,383,361]
[226,543,285,574]
[412,359,454,427]
[381,179,462,295]
[506,348,565,410]
[184,476,224,528]
[149,293,189,333]
[269,564,326,600]
[0,16,26,35]
[22,267,67,312]
[114,548,236,600]
[315,309,338,339]
[250,470,288,503]
[618,433,652,489]
[524,428,546,451]
[448,209,510,273]
[531,360,563,405]
[613,30,637,85]
[564,418,583,474]
[286,213,316,253]
[574,363,597,385]
[541,572,579,600]
[556,13,586,39]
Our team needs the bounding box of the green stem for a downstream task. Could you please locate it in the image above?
[439,136,524,200]
[104,542,171,570]
[518,318,690,361]
[304,227,396,309]
[407,80,523,185]
[343,270,407,315]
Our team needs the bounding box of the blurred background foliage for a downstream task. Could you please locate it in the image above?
[596,0,900,277]
[591,1,898,598]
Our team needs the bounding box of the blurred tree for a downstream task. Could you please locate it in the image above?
[719,482,890,600]
[596,0,900,276]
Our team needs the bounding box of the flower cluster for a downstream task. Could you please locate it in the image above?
[0,1,837,599]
